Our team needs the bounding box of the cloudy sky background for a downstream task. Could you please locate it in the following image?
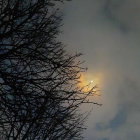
[60,0,140,140]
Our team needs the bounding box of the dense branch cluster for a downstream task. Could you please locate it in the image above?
[0,0,97,139]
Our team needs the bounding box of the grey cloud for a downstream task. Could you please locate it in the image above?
[96,122,109,131]
[96,108,127,131]
[118,77,140,112]
[100,138,109,140]
[100,0,129,32]
[109,108,127,131]
[103,0,140,31]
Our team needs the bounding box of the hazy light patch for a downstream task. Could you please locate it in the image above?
[78,72,104,97]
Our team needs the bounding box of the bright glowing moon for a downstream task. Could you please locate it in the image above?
[77,72,103,93]
[90,80,93,83]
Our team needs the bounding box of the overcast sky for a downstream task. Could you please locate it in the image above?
[61,0,140,140]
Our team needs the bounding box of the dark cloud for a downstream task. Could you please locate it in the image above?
[103,0,140,30]
[100,0,129,32]
[109,108,127,131]
[100,138,109,140]
[96,122,108,131]
[96,108,127,131]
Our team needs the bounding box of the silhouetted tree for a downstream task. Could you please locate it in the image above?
[0,0,99,139]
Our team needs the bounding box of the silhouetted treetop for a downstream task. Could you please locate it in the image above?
[0,0,98,140]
